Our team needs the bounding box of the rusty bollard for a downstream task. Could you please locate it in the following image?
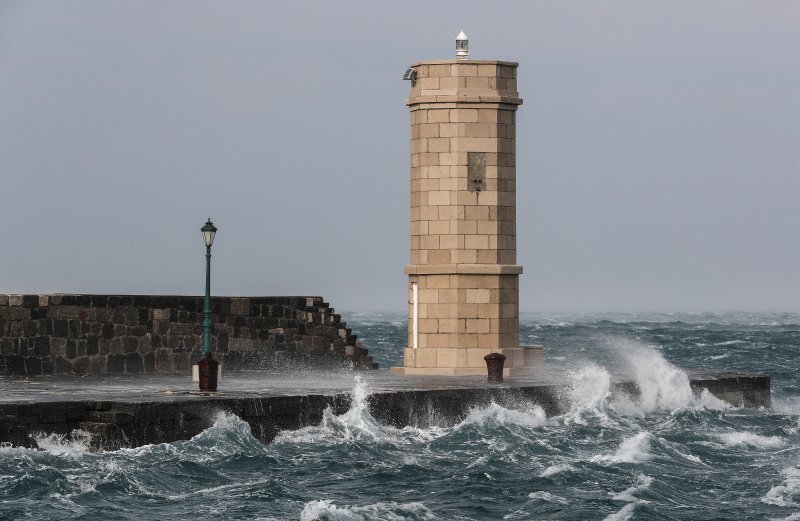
[484,352,506,383]
[198,352,219,392]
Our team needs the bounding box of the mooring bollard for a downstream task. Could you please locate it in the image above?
[198,352,219,392]
[484,352,506,383]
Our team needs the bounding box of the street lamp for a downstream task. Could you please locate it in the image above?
[198,218,219,392]
[200,218,216,355]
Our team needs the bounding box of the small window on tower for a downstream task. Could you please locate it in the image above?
[468,152,486,193]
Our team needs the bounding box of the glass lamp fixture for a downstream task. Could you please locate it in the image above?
[455,31,469,60]
[201,219,217,248]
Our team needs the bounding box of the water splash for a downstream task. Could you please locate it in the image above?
[567,365,611,410]
[275,376,395,444]
[695,389,732,410]
[622,341,693,412]
[33,430,92,456]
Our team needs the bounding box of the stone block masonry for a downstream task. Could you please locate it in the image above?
[0,294,375,376]
[394,58,542,376]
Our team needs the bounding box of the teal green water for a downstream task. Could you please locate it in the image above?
[1,312,799,520]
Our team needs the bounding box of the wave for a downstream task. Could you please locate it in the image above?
[603,502,638,521]
[540,463,576,477]
[528,490,569,504]
[600,474,653,521]
[612,473,653,502]
[719,431,786,449]
[591,432,652,464]
[300,499,435,521]
[458,401,547,431]
[763,467,800,507]
[774,397,800,417]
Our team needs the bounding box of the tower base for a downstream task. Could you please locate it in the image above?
[389,345,543,377]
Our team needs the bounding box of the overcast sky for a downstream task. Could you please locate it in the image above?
[1,1,798,312]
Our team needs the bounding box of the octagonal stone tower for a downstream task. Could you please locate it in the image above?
[391,55,543,376]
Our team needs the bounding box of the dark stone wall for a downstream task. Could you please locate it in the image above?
[0,294,375,376]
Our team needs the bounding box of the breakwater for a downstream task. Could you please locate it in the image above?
[0,294,374,376]
[0,370,769,451]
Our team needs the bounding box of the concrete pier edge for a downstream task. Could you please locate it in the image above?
[0,370,770,451]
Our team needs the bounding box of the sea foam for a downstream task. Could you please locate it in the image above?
[300,499,435,521]
[459,401,547,430]
[540,463,576,477]
[719,431,786,449]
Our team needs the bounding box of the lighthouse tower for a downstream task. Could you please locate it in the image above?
[391,33,543,376]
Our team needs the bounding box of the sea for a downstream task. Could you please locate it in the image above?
[1,311,799,521]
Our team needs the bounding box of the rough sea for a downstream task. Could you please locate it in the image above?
[1,311,799,520]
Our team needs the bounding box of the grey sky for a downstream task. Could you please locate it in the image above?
[1,1,798,312]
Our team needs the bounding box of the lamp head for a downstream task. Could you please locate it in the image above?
[455,30,469,59]
[201,218,217,248]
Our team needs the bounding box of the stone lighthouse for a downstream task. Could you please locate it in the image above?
[391,33,543,376]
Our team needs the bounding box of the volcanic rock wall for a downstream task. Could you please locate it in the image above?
[0,294,374,376]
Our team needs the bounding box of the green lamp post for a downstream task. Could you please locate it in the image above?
[201,219,217,355]
[199,218,219,392]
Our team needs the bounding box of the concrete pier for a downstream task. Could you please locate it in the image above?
[0,369,770,451]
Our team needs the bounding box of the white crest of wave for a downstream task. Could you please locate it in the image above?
[774,396,800,417]
[719,431,786,449]
[459,401,547,430]
[612,473,653,502]
[190,410,255,444]
[763,466,800,507]
[592,432,652,464]
[211,409,252,431]
[540,463,576,477]
[528,490,569,504]
[33,429,92,456]
[771,514,800,521]
[603,502,637,521]
[299,499,435,521]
